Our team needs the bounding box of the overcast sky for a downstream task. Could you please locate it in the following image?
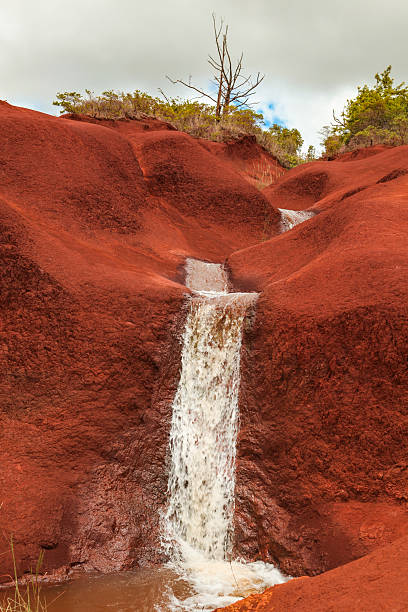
[2,0,408,148]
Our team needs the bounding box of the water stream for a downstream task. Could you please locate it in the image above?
[160,259,287,610]
[279,208,315,232]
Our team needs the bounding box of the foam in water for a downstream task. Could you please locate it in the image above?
[279,208,315,232]
[161,259,288,611]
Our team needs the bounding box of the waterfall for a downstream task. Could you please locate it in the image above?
[161,259,287,611]
[165,262,255,560]
[279,208,315,232]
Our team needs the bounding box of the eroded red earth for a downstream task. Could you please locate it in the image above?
[217,535,408,611]
[1,102,407,609]
[0,102,279,578]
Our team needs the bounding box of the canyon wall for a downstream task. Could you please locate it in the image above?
[0,102,278,578]
[1,101,407,590]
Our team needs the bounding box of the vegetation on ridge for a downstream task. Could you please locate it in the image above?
[54,66,408,164]
[53,90,310,169]
[322,66,408,157]
[53,13,316,169]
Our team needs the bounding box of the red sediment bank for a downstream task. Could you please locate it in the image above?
[217,535,408,611]
[0,102,278,578]
[1,101,407,609]
[230,146,408,575]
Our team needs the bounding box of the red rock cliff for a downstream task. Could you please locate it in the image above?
[1,101,407,597]
[0,102,278,578]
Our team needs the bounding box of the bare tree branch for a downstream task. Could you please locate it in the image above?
[158,88,170,103]
[166,75,217,104]
[208,56,222,71]
[167,14,265,119]
[332,108,346,127]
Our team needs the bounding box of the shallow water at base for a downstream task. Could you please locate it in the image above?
[1,568,186,612]
[37,567,188,612]
[16,560,286,612]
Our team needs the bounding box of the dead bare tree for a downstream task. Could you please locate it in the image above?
[167,14,264,120]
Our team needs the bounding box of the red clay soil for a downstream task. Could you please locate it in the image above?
[0,102,278,579]
[1,99,408,608]
[199,135,286,189]
[218,535,408,611]
[262,144,408,210]
[229,146,408,576]
[334,143,391,162]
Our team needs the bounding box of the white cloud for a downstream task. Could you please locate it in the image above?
[2,0,408,147]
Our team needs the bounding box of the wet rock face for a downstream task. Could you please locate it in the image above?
[0,265,185,577]
[235,305,408,575]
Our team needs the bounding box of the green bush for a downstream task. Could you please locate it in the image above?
[322,66,408,156]
[53,90,308,168]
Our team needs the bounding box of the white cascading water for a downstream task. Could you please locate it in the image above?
[161,259,287,611]
[279,208,315,232]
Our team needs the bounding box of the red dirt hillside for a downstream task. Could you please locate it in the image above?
[1,98,408,610]
[262,144,408,211]
[218,535,408,611]
[229,146,408,578]
[0,101,278,578]
[199,134,286,189]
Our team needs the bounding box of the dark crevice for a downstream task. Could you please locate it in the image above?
[340,186,368,201]
[377,168,408,183]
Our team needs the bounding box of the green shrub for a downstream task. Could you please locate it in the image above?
[322,66,408,156]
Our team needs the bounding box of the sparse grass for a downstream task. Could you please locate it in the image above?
[0,540,48,612]
[53,90,308,169]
